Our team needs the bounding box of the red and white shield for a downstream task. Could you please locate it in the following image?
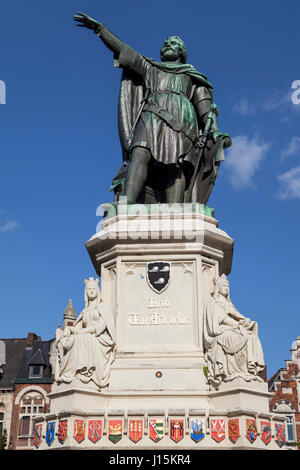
[261,421,271,445]
[33,424,43,448]
[88,419,102,443]
[128,419,143,443]
[74,419,86,443]
[169,419,184,443]
[228,418,240,443]
[275,423,286,447]
[58,420,68,444]
[211,419,226,442]
[246,419,258,443]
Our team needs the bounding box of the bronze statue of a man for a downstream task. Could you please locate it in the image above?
[74,12,231,204]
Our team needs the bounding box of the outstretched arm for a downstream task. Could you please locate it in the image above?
[74,12,123,55]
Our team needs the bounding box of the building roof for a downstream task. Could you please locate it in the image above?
[14,338,54,384]
[0,338,28,390]
[28,348,46,366]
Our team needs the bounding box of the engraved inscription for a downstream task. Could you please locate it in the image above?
[147,297,170,308]
[128,312,190,326]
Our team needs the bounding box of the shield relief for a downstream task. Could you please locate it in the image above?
[147,262,171,293]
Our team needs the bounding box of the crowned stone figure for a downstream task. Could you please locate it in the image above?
[55,278,116,390]
[73,12,231,204]
[203,274,265,388]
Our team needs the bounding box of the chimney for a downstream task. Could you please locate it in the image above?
[26,332,39,347]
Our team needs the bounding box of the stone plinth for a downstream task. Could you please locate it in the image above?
[84,204,233,398]
[37,205,290,450]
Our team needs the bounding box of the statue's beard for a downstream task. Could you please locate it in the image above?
[161,48,180,62]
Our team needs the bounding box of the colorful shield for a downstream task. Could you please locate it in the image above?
[170,419,184,443]
[33,424,43,448]
[147,262,171,293]
[190,418,205,442]
[246,419,258,443]
[108,419,122,444]
[275,423,286,447]
[211,419,226,443]
[88,419,103,443]
[74,419,85,443]
[261,421,271,445]
[149,418,164,442]
[128,419,143,443]
[58,419,68,444]
[228,418,240,443]
[46,421,55,447]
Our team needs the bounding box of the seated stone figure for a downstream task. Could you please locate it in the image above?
[203,274,265,387]
[55,278,116,390]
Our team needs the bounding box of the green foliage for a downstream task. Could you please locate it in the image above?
[202,366,208,378]
[0,429,7,450]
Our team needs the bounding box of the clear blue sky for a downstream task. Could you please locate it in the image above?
[1,0,299,378]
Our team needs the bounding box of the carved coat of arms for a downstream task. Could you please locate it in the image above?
[147,262,171,293]
[211,418,226,443]
[275,423,286,447]
[46,421,55,447]
[58,419,68,444]
[261,421,272,445]
[74,419,86,443]
[228,418,240,443]
[246,419,258,443]
[190,418,205,442]
[88,419,102,443]
[169,419,184,443]
[33,424,43,448]
[128,419,143,443]
[108,419,122,444]
[149,418,164,442]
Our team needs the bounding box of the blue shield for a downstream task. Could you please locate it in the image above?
[190,418,205,442]
[46,421,56,446]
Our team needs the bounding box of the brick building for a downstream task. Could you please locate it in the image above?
[0,333,54,450]
[0,300,76,450]
[0,336,29,447]
[9,333,54,450]
[268,336,300,448]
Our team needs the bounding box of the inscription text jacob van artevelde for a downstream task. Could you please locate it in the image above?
[128,312,190,326]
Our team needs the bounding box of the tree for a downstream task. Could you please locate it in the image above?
[0,429,7,450]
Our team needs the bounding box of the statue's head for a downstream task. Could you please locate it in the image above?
[160,36,187,64]
[84,277,101,305]
[214,274,230,298]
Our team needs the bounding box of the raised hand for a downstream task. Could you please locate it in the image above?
[73,12,101,32]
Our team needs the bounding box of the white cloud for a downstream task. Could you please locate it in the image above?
[261,90,291,111]
[281,136,300,159]
[0,219,19,233]
[224,135,270,189]
[277,166,300,200]
[233,98,256,116]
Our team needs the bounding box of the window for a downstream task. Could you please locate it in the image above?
[19,416,30,436]
[0,412,4,436]
[29,365,43,378]
[286,416,295,442]
[19,392,45,437]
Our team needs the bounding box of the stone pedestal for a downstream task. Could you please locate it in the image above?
[36,204,289,450]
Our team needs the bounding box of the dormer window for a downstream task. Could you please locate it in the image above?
[29,365,43,378]
[28,348,46,379]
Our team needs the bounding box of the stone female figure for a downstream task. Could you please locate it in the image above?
[56,278,116,390]
[203,274,265,387]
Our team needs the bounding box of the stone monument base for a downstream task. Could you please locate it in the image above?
[36,381,287,449]
[35,205,290,450]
